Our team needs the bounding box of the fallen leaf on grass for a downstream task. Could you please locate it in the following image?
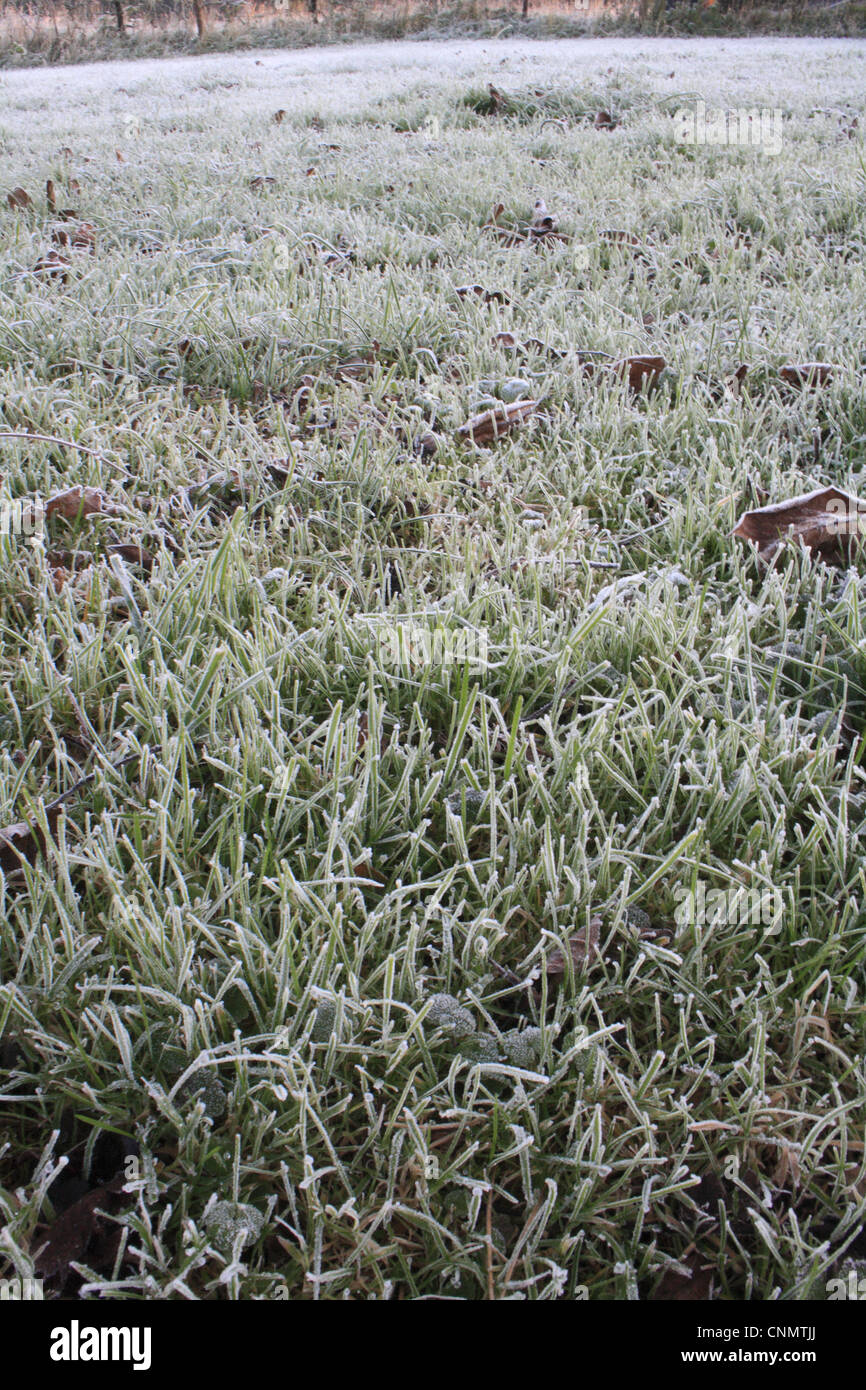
[52,221,96,252]
[594,109,618,130]
[273,109,287,124]
[248,175,276,190]
[545,916,603,977]
[32,251,70,281]
[34,1175,127,1283]
[457,398,539,444]
[733,486,866,566]
[45,486,113,521]
[650,1256,714,1301]
[583,354,665,392]
[530,197,569,245]
[779,362,837,388]
[106,543,156,571]
[456,283,510,304]
[0,816,56,876]
[7,186,31,209]
[611,355,666,391]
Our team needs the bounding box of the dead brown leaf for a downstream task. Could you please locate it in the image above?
[457,398,539,444]
[7,186,31,209]
[45,486,113,521]
[34,1175,127,1282]
[46,179,56,211]
[650,1256,714,1301]
[52,221,96,252]
[779,362,837,389]
[32,250,70,282]
[456,284,510,304]
[594,109,618,130]
[273,109,286,124]
[733,485,866,566]
[601,355,666,392]
[545,917,603,977]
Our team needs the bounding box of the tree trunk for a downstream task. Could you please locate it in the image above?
[522,0,529,15]
[309,0,317,15]
[113,1,125,33]
[193,0,205,37]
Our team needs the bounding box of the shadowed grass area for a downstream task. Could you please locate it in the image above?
[0,41,865,1300]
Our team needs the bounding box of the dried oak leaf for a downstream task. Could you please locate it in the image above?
[457,398,539,444]
[733,485,865,566]
[545,916,603,978]
[46,179,56,211]
[273,109,286,124]
[45,486,113,521]
[594,109,618,130]
[779,362,837,389]
[7,187,31,209]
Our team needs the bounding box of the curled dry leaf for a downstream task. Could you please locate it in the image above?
[249,175,276,190]
[612,355,666,391]
[32,251,70,281]
[52,221,96,252]
[106,543,155,571]
[545,916,603,978]
[7,186,31,209]
[45,486,113,521]
[779,362,837,388]
[273,109,286,124]
[456,284,510,304]
[457,398,539,444]
[594,109,618,130]
[733,485,866,566]
[530,197,569,244]
[46,179,56,211]
[583,355,665,392]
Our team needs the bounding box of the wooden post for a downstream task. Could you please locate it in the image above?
[113,1,125,33]
[193,0,205,37]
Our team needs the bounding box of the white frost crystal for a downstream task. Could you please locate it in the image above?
[205,1201,264,1253]
[456,1032,500,1063]
[501,1027,543,1067]
[177,1068,227,1118]
[311,998,337,1042]
[425,993,476,1035]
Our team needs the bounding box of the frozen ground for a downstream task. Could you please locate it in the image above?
[1,31,866,1302]
[2,36,865,137]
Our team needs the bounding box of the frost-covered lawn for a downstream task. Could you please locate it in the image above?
[1,37,866,1300]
